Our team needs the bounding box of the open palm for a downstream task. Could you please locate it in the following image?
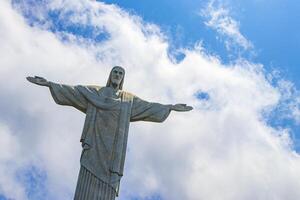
[172,104,193,112]
[26,76,49,87]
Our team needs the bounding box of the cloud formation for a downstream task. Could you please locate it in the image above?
[1,0,300,200]
[201,0,253,52]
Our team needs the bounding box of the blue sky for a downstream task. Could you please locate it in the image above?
[102,0,300,81]
[97,1,299,86]
[1,0,300,200]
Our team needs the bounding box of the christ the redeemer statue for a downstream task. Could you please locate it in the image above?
[27,66,193,200]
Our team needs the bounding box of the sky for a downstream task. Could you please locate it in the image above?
[101,0,300,74]
[0,0,300,200]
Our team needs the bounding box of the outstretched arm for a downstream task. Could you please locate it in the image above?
[130,96,193,122]
[26,76,88,113]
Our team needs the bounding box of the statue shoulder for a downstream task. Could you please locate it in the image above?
[85,85,103,91]
[119,90,134,96]
[119,90,135,100]
[76,85,104,95]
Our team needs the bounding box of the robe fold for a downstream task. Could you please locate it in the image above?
[49,82,171,199]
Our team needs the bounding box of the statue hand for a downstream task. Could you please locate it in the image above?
[26,76,50,87]
[171,104,193,112]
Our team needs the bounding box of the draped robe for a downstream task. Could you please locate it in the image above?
[49,82,171,199]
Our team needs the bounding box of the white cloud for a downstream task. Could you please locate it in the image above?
[0,0,300,200]
[201,0,253,51]
[0,124,26,200]
[276,80,300,123]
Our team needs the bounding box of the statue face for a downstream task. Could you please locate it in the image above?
[110,67,124,86]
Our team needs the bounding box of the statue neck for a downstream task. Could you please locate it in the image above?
[110,83,120,91]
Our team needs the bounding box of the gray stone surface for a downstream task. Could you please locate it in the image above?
[26,66,193,199]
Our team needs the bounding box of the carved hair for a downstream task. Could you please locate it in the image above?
[106,66,125,90]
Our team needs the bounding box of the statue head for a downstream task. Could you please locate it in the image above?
[106,66,125,90]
